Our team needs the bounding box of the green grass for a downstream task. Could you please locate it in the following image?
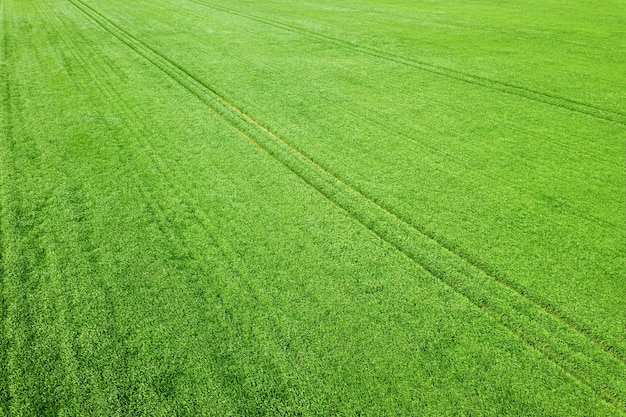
[1,0,624,415]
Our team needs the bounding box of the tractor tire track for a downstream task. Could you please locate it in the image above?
[68,0,626,409]
[166,0,622,225]
[81,0,625,363]
[202,1,623,168]
[41,3,310,412]
[0,2,72,412]
[8,1,140,413]
[25,0,236,412]
[166,0,624,232]
[31,1,247,412]
[322,94,620,231]
[188,0,626,126]
[141,0,621,170]
[37,3,370,411]
[298,0,607,50]
[0,2,62,413]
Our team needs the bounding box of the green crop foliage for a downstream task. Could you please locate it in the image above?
[1,0,624,415]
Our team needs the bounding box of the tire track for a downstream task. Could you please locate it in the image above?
[170,0,625,235]
[30,1,227,411]
[7,1,137,413]
[299,0,606,50]
[161,0,622,224]
[28,2,136,412]
[36,3,368,411]
[78,0,625,364]
[188,0,626,126]
[39,3,303,411]
[78,0,626,390]
[40,0,245,305]
[68,0,626,409]
[183,0,622,169]
[0,3,70,411]
[26,0,211,411]
[178,0,625,352]
[322,94,620,231]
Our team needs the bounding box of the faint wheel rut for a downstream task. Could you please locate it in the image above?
[166,0,622,229]
[188,0,626,126]
[176,0,624,230]
[31,0,289,411]
[175,0,622,169]
[302,0,606,50]
[67,0,626,410]
[163,0,626,234]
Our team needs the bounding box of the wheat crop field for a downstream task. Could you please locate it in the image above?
[1,0,625,415]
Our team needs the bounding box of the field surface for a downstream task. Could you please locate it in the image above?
[1,0,625,415]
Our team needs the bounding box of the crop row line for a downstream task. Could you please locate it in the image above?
[187,0,626,356]
[38,0,248,301]
[29,0,164,410]
[68,0,625,409]
[189,0,626,126]
[153,0,623,176]
[180,0,625,180]
[320,94,619,232]
[177,0,626,239]
[2,1,104,413]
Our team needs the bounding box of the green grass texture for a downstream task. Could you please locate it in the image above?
[1,0,624,415]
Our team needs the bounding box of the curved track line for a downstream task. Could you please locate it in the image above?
[189,0,626,126]
[187,0,626,225]
[9,1,138,412]
[67,0,626,409]
[184,0,626,359]
[322,95,619,231]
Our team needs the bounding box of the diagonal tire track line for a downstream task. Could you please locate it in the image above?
[189,0,626,126]
[33,3,267,409]
[301,0,608,51]
[29,0,196,411]
[68,0,626,409]
[40,0,252,318]
[36,4,361,410]
[185,0,626,360]
[75,0,625,365]
[132,0,624,234]
[178,0,625,169]
[176,0,623,230]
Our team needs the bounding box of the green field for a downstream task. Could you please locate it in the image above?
[1,0,625,415]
